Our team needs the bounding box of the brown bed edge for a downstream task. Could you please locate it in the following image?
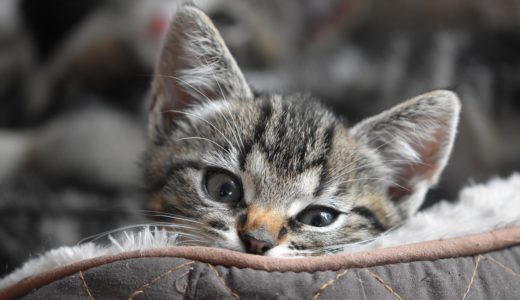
[2,225,520,299]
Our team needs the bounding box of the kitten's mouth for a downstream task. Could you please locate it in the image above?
[206,228,247,253]
[213,240,246,253]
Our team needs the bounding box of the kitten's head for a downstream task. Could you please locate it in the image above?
[143,5,460,256]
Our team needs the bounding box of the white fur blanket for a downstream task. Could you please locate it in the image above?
[1,173,520,288]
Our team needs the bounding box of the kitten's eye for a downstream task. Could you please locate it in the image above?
[205,170,242,204]
[296,206,339,227]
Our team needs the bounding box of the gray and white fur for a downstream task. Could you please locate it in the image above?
[143,5,460,256]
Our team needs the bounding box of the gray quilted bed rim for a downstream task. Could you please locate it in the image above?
[1,226,520,299]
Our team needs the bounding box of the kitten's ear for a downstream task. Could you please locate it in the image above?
[351,90,461,217]
[148,4,252,140]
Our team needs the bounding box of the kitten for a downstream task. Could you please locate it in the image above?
[143,5,460,256]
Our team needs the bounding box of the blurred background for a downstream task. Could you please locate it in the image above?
[1,0,519,276]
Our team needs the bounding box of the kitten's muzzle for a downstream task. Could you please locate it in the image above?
[237,206,284,255]
[240,230,275,255]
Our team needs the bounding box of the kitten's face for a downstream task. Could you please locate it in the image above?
[145,95,400,255]
[144,5,460,256]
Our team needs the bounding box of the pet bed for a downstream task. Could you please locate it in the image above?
[1,174,519,299]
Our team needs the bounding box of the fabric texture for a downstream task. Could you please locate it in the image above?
[1,226,520,299]
[9,245,520,299]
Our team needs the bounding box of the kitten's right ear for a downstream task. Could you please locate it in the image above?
[148,4,252,141]
[351,90,461,217]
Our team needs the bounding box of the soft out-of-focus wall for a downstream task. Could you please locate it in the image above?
[0,0,518,275]
[222,0,520,205]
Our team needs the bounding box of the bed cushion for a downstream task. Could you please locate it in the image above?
[2,226,520,299]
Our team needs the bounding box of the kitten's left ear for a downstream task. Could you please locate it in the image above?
[148,4,253,140]
[351,90,461,217]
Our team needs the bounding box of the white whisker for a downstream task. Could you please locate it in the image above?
[202,56,245,154]
[155,74,212,103]
[164,108,235,152]
[139,210,206,225]
[78,222,215,245]
[175,136,228,153]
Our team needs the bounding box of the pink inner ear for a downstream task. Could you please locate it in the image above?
[156,24,221,113]
[148,14,169,41]
[154,29,206,132]
[388,129,446,202]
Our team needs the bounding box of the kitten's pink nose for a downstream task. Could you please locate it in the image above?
[240,231,274,255]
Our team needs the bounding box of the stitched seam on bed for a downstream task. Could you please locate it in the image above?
[78,270,94,300]
[207,264,240,299]
[311,269,349,300]
[483,255,520,278]
[461,255,481,300]
[366,270,404,300]
[127,260,194,299]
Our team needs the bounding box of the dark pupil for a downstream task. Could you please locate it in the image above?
[206,172,241,204]
[311,212,332,227]
[219,181,235,198]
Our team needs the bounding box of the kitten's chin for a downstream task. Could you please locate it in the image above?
[213,241,245,253]
[209,230,313,257]
[211,230,246,252]
[264,246,307,258]
[213,240,304,257]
